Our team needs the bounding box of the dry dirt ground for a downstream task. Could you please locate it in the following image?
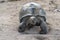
[0,1,60,40]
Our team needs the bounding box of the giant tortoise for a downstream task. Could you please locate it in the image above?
[18,2,48,34]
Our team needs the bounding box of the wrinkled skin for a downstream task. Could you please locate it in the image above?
[18,2,48,34]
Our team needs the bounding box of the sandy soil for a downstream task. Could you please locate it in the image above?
[0,1,60,40]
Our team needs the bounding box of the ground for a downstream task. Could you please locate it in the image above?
[0,1,60,40]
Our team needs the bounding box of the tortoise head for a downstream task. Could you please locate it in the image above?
[26,16,40,26]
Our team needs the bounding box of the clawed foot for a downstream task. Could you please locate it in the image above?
[18,26,25,32]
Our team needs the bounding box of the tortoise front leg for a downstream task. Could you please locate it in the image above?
[18,22,26,32]
[39,20,48,34]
